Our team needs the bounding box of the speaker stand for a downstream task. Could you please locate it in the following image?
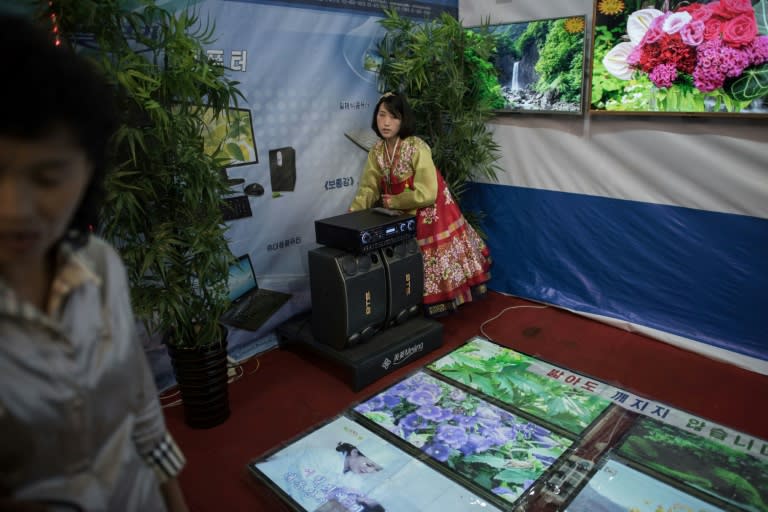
[277,313,443,391]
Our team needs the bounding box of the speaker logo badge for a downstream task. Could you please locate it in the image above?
[364,290,372,315]
[405,273,412,296]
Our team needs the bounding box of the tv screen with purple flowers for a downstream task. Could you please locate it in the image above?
[352,371,573,507]
[590,0,768,115]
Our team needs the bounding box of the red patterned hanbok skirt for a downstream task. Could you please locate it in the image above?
[416,172,491,316]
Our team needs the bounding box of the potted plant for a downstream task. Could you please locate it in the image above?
[375,9,503,209]
[39,0,244,428]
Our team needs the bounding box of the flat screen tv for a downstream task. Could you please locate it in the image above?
[428,337,612,435]
[200,106,258,167]
[564,457,725,511]
[353,371,573,507]
[247,415,502,512]
[590,0,768,116]
[470,15,588,115]
[616,417,768,511]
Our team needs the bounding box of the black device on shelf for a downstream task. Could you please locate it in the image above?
[314,209,416,254]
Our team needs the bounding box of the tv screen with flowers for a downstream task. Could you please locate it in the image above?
[590,0,768,115]
[470,15,588,115]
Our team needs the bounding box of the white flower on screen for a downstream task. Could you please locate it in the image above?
[627,8,664,44]
[603,42,636,80]
[662,12,692,34]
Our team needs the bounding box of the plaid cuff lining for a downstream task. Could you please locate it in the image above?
[143,432,186,483]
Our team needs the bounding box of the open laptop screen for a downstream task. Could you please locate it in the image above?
[228,255,257,302]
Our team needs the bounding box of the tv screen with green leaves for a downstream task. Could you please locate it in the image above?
[470,15,588,115]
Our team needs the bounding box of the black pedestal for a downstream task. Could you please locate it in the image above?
[277,313,443,391]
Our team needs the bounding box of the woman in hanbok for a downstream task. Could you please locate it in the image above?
[349,93,491,317]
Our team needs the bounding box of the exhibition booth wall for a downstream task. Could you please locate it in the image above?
[460,0,767,374]
[145,0,766,384]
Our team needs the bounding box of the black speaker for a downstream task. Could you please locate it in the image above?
[309,246,387,350]
[269,147,296,192]
[380,238,424,326]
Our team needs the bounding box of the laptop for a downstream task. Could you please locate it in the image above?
[220,254,292,331]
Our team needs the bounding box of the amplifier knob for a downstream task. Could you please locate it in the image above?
[360,231,372,244]
[406,219,416,231]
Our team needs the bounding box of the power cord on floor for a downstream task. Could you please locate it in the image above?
[159,389,183,409]
[159,355,261,408]
[479,304,550,342]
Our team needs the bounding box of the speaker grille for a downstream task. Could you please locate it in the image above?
[309,247,387,349]
[380,240,424,326]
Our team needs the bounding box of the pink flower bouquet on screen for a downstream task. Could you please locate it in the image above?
[598,0,768,112]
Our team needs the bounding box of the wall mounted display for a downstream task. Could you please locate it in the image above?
[248,415,501,512]
[590,0,768,115]
[616,417,768,511]
[564,457,726,511]
[428,337,612,435]
[200,107,258,167]
[470,15,588,114]
[353,371,573,507]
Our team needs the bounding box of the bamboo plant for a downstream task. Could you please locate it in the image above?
[41,0,244,348]
[375,9,503,203]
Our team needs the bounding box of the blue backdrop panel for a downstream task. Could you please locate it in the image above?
[462,182,768,361]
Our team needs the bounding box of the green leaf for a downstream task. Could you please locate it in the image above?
[725,64,768,101]
[495,467,541,484]
[225,142,245,161]
[756,0,767,35]
[464,453,508,469]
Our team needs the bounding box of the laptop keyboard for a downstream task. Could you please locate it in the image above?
[223,289,291,331]
[222,195,253,221]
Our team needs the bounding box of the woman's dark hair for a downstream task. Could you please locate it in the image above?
[0,14,118,248]
[371,93,415,139]
[358,502,385,512]
[336,442,363,457]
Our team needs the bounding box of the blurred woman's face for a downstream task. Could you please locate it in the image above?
[0,127,92,276]
[346,449,382,474]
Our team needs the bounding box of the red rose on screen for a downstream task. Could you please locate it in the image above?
[722,14,758,47]
[606,1,767,95]
[714,0,754,19]
[703,18,723,41]
[677,3,701,14]
[687,3,715,23]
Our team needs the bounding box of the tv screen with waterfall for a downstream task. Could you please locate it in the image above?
[469,15,588,115]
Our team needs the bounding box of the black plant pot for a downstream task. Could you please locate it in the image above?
[166,330,230,429]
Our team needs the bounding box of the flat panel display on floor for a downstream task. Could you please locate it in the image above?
[352,371,573,507]
[616,417,768,512]
[564,457,726,511]
[248,415,500,512]
[428,337,612,435]
[248,335,767,512]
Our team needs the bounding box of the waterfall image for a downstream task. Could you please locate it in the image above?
[476,15,586,114]
[510,61,520,91]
